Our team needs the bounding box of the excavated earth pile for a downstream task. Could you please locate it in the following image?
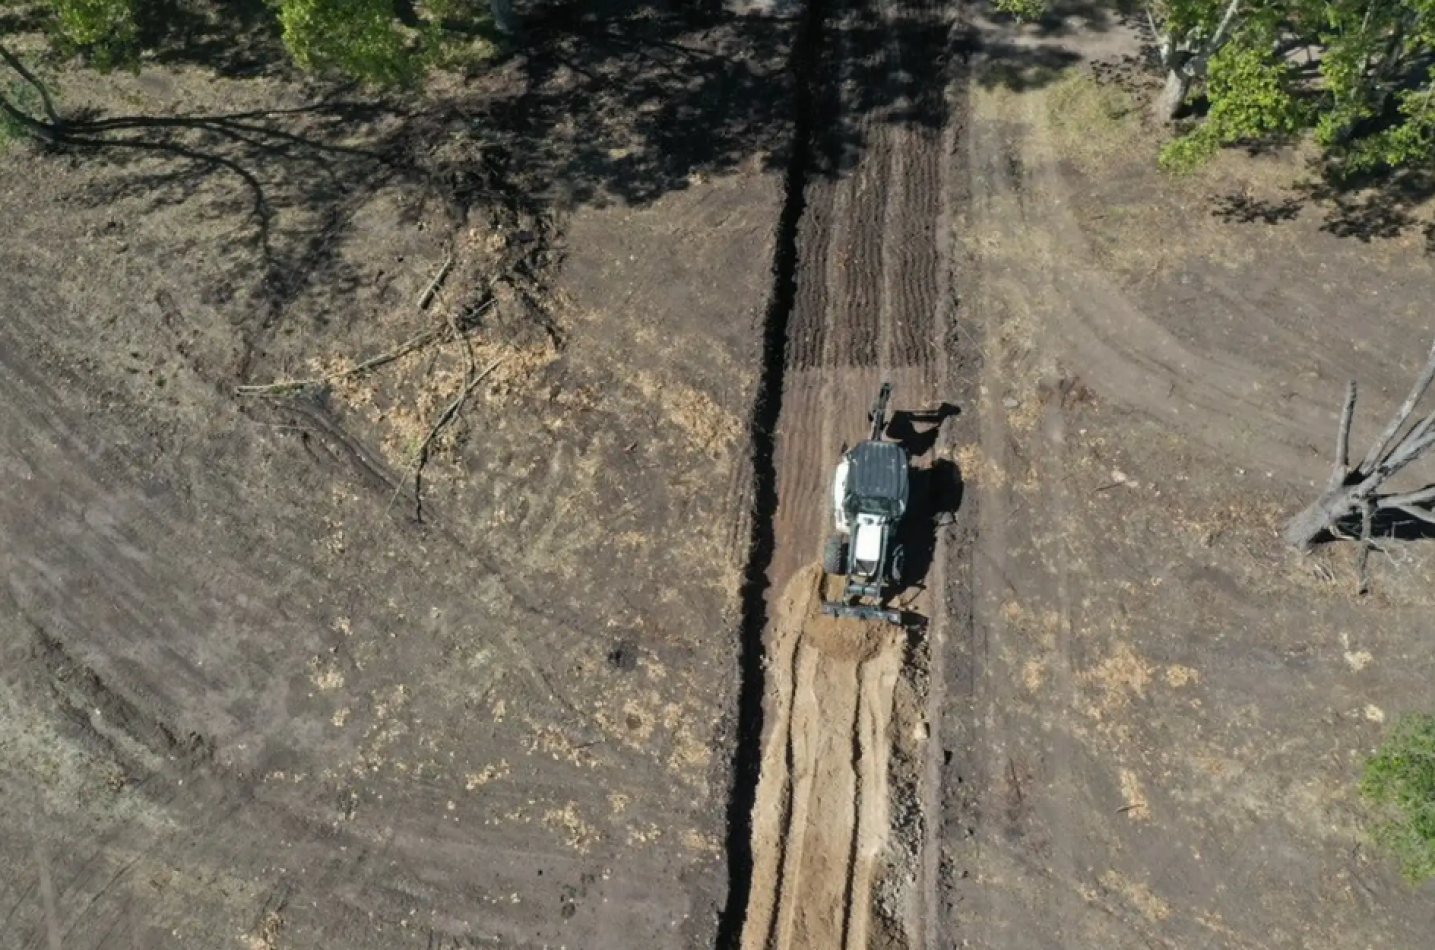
[742,567,905,950]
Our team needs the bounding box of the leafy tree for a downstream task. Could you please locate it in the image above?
[2,1,510,92]
[990,0,1048,20]
[1361,712,1435,882]
[993,0,1257,121]
[269,0,420,86]
[989,0,1435,173]
[1159,36,1306,170]
[0,0,516,154]
[1313,0,1435,171]
[45,0,140,67]
[1146,0,1252,122]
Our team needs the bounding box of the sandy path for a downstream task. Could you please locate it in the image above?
[742,569,904,950]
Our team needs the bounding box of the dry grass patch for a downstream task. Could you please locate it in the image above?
[1043,73,1144,171]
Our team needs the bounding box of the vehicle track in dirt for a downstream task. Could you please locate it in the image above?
[741,568,903,950]
[729,0,961,947]
[980,92,1346,483]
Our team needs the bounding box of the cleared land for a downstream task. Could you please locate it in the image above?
[938,10,1435,950]
[5,2,1435,949]
[0,4,788,947]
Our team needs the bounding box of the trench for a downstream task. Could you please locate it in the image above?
[714,0,833,946]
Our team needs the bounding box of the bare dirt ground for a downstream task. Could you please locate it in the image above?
[13,0,1433,948]
[938,6,1435,949]
[0,3,794,948]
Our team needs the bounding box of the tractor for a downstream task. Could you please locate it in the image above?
[821,382,910,625]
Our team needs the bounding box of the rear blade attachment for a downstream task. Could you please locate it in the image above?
[820,600,904,626]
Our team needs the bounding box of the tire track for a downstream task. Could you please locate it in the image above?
[831,1,890,370]
[889,127,942,369]
[788,0,847,374]
[1010,96,1336,481]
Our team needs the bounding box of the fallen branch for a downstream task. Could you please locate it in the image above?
[1286,339,1435,593]
[416,357,503,464]
[388,357,505,520]
[417,248,454,311]
[234,326,445,396]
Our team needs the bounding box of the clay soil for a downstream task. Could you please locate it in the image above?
[740,568,906,950]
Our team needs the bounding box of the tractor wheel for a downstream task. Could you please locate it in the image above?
[888,544,906,586]
[823,535,848,576]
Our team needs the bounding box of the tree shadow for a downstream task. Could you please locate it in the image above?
[34,91,419,373]
[136,0,287,78]
[879,396,963,597]
[3,0,1122,384]
[977,0,1138,40]
[0,5,49,36]
[972,42,1081,91]
[1210,192,1303,225]
[1299,166,1435,245]
[1200,154,1435,247]
[1315,504,1435,547]
[969,0,1128,92]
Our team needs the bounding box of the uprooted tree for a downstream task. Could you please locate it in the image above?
[1285,339,1435,593]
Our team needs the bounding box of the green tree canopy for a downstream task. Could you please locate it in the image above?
[992,0,1435,174]
[4,0,508,86]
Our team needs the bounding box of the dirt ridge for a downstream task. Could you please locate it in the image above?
[740,568,905,950]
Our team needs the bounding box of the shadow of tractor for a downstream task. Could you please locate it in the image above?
[883,401,965,603]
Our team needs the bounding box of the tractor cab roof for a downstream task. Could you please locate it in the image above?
[843,440,909,517]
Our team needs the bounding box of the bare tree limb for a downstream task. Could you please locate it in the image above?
[418,357,503,461]
[1358,338,1435,473]
[388,357,504,520]
[1378,485,1435,509]
[235,327,446,396]
[1357,500,1375,595]
[1330,379,1357,490]
[1393,407,1435,469]
[417,247,454,311]
[1207,0,1245,57]
[1286,338,1435,593]
[1363,426,1435,489]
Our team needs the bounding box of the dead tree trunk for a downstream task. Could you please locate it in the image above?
[1286,339,1435,592]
